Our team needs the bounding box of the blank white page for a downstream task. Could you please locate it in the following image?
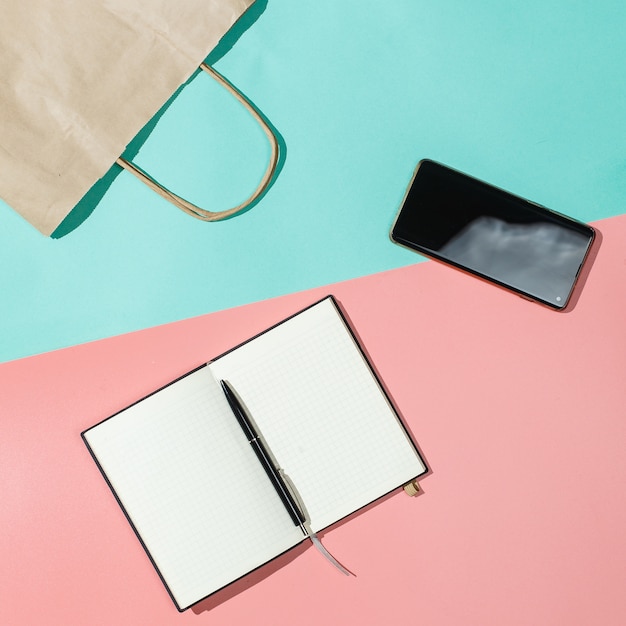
[209,297,426,533]
[83,367,304,611]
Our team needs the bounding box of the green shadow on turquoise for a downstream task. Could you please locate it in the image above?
[52,0,284,238]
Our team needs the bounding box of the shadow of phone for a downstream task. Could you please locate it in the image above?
[560,223,603,313]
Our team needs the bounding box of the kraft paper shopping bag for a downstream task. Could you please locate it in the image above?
[0,0,278,235]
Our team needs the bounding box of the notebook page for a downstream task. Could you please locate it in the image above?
[209,298,426,533]
[83,367,303,610]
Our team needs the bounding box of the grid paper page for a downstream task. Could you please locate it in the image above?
[83,367,303,610]
[209,298,426,533]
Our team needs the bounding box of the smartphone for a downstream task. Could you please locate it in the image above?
[390,160,596,310]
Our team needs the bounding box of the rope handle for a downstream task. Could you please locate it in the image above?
[117,63,279,221]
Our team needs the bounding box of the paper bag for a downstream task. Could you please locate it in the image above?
[0,0,277,235]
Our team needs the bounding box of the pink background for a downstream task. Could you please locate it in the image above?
[2,214,625,625]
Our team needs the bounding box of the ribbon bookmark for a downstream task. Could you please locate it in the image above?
[306,525,351,576]
[278,468,351,575]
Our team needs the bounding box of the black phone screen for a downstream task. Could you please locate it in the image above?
[390,160,595,309]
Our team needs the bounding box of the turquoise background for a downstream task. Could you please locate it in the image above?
[1,0,625,362]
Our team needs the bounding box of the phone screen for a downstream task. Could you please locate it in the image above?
[390,160,595,309]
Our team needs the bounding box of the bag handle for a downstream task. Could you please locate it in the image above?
[116,63,279,221]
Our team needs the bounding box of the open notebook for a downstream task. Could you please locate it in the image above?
[82,296,427,611]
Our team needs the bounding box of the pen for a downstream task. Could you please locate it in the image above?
[219,379,307,532]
